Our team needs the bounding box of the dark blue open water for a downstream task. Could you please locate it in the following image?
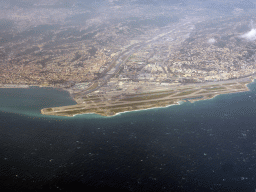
[1,83,256,191]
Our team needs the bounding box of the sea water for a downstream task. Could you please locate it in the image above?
[1,82,256,191]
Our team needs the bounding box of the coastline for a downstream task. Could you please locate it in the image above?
[1,77,254,118]
[0,84,30,89]
[0,84,58,89]
[67,84,249,118]
[108,101,184,117]
[71,101,183,118]
[41,77,254,117]
[105,82,251,117]
[69,82,251,118]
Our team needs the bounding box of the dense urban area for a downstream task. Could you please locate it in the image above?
[1,0,256,116]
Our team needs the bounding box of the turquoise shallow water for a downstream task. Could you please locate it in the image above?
[1,81,256,191]
[0,86,77,116]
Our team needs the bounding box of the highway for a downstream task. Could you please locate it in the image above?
[73,20,197,99]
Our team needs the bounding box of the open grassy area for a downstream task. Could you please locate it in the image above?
[43,95,187,117]
[232,85,247,89]
[56,108,96,116]
[206,87,226,90]
[51,96,179,116]
[203,94,216,99]
[177,88,193,91]
[239,81,251,85]
[83,96,102,102]
[186,96,203,100]
[201,84,219,88]
[51,98,176,116]
[87,95,99,98]
[175,90,197,97]
[198,87,226,94]
[45,108,53,112]
[125,89,174,97]
[120,92,174,102]
[42,78,253,117]
[223,83,237,85]
[83,97,101,101]
[199,90,223,94]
